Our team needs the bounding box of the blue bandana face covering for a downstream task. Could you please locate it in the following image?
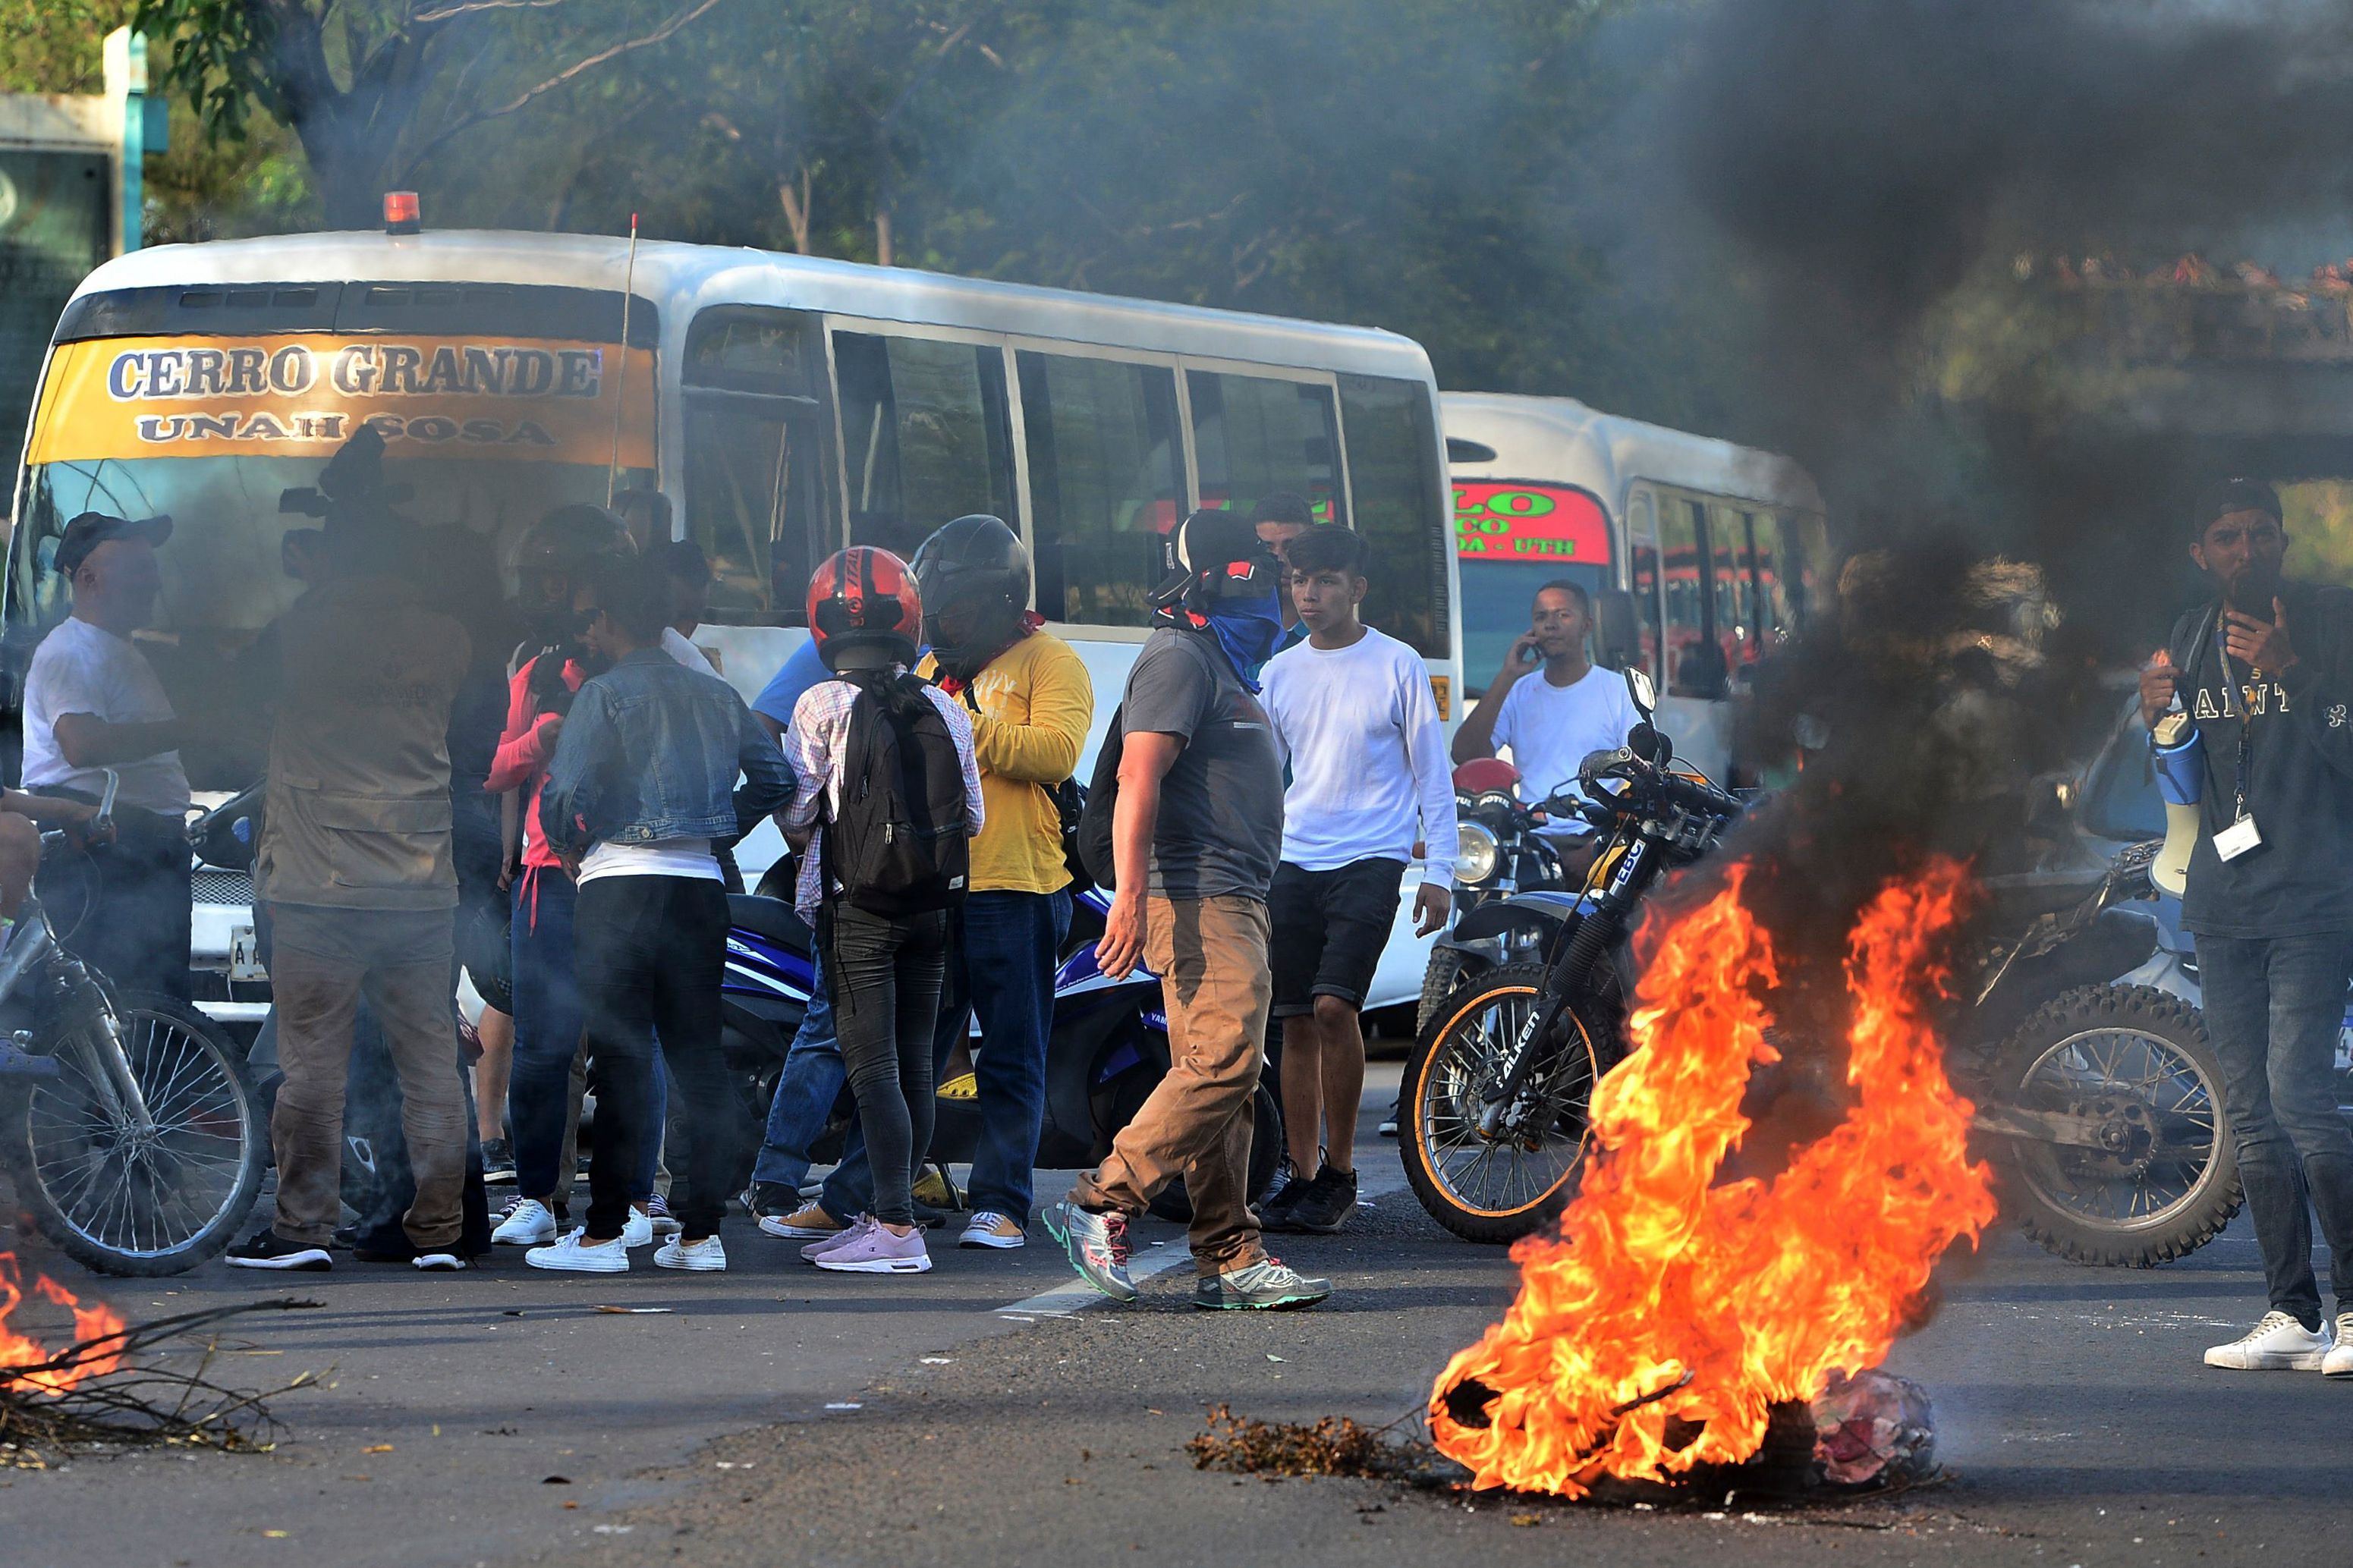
[1204,590,1285,690]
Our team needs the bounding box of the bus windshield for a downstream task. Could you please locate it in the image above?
[1454,480,1612,693]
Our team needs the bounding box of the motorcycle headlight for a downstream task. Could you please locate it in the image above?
[1456,821,1501,885]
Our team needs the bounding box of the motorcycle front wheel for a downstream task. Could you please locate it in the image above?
[1990,983,2241,1268]
[1401,963,1610,1244]
[2,993,266,1277]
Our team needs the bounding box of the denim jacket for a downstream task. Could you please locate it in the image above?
[538,648,793,854]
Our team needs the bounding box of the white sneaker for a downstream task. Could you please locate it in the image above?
[620,1207,655,1249]
[493,1197,556,1246]
[526,1227,629,1274]
[655,1234,727,1271]
[2204,1309,2332,1370]
[958,1210,1025,1249]
[2324,1314,2353,1378]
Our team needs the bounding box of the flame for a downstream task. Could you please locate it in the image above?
[1429,858,1997,1495]
[1,1252,127,1394]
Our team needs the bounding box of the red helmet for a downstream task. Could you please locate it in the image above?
[807,546,922,671]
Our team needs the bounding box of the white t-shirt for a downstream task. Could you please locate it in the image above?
[1262,626,1457,881]
[576,837,721,885]
[1490,664,1643,835]
[21,615,193,815]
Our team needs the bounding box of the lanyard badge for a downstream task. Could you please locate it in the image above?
[2214,632,2266,859]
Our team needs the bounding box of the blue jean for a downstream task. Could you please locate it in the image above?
[750,946,844,1191]
[2197,931,2353,1324]
[826,891,1069,1226]
[509,869,665,1204]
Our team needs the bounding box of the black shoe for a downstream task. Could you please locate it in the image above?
[746,1180,799,1220]
[226,1230,333,1271]
[480,1137,517,1184]
[911,1201,947,1230]
[351,1233,473,1269]
[1254,1162,1306,1229]
[1378,1098,1400,1138]
[1279,1167,1358,1234]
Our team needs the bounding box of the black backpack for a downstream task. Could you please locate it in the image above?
[1074,702,1125,892]
[822,672,971,916]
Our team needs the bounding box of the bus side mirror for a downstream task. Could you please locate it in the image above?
[1593,588,1641,673]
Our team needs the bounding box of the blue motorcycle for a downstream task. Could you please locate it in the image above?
[721,879,1282,1221]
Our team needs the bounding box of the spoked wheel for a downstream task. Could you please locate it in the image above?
[1399,963,1609,1243]
[1991,985,2241,1268]
[4,993,265,1276]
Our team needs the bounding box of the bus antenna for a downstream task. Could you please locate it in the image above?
[605,212,640,507]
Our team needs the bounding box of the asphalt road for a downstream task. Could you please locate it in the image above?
[8,1062,2353,1567]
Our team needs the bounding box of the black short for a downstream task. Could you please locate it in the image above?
[1268,858,1408,1018]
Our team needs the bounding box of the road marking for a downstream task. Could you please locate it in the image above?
[992,1165,1405,1321]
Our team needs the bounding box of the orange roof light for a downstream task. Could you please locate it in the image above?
[384,191,421,235]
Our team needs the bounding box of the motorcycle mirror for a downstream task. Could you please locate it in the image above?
[1624,665,1656,717]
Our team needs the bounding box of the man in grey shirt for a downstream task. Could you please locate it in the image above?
[1047,511,1329,1312]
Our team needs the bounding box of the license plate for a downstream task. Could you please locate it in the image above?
[228,925,267,982]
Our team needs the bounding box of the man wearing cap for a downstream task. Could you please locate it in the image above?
[1250,491,1319,658]
[1045,508,1330,1312]
[22,511,195,1001]
[2141,477,2353,1377]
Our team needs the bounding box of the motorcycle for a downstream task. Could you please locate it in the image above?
[1956,837,2239,1268]
[721,878,1282,1221]
[1401,668,1745,1242]
[1415,757,1574,1035]
[1,771,267,1276]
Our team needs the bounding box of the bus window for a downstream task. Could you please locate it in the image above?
[1662,495,1729,699]
[1018,350,1183,627]
[1338,374,1447,657]
[832,331,1015,548]
[682,306,834,621]
[1627,485,1664,680]
[1187,372,1342,526]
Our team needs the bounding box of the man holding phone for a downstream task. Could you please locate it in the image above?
[1450,580,1640,875]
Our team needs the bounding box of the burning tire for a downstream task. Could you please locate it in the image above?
[1401,963,1610,1243]
[2,995,266,1277]
[1988,984,2241,1268]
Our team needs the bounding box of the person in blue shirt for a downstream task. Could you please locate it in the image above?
[751,635,830,747]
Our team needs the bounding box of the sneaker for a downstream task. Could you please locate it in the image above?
[2323,1315,2353,1378]
[646,1193,682,1238]
[959,1211,1025,1249]
[620,1207,655,1249]
[1273,1166,1358,1234]
[225,1230,332,1271]
[2204,1309,2332,1370]
[1043,1201,1136,1302]
[1378,1097,1400,1138]
[493,1197,557,1246]
[655,1234,728,1271]
[352,1233,469,1268]
[813,1222,933,1274]
[761,1200,849,1240]
[480,1137,517,1184]
[746,1181,798,1220]
[1194,1257,1332,1311]
[1254,1163,1305,1229]
[412,1249,467,1271]
[801,1214,877,1262]
[526,1228,630,1274]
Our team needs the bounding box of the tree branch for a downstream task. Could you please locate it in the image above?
[411,0,573,22]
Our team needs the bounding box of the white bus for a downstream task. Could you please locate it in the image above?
[5,225,1461,1016]
[1442,391,1828,784]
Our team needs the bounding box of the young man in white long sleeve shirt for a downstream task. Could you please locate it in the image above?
[1258,527,1455,1233]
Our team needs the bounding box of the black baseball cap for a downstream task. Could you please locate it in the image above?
[2190,476,2282,536]
[55,511,172,576]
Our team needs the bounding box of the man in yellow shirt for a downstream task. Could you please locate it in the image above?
[827,515,1093,1249]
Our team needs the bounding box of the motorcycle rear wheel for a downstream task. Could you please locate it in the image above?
[1401,963,1610,1244]
[1990,984,2241,1268]
[2,993,265,1277]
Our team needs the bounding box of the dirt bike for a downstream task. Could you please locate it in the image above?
[1416,756,1576,1036]
[0,771,266,1276]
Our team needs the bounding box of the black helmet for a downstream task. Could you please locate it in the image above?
[911,514,1030,676]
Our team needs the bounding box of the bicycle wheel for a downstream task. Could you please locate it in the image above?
[4,994,266,1277]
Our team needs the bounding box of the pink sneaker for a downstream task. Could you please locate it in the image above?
[801,1214,876,1262]
[812,1221,932,1274]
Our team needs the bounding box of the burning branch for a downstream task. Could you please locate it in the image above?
[0,1259,323,1469]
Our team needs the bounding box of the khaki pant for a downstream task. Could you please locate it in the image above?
[1074,894,1269,1274]
[268,905,467,1249]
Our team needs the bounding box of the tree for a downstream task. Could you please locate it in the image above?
[131,0,726,228]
